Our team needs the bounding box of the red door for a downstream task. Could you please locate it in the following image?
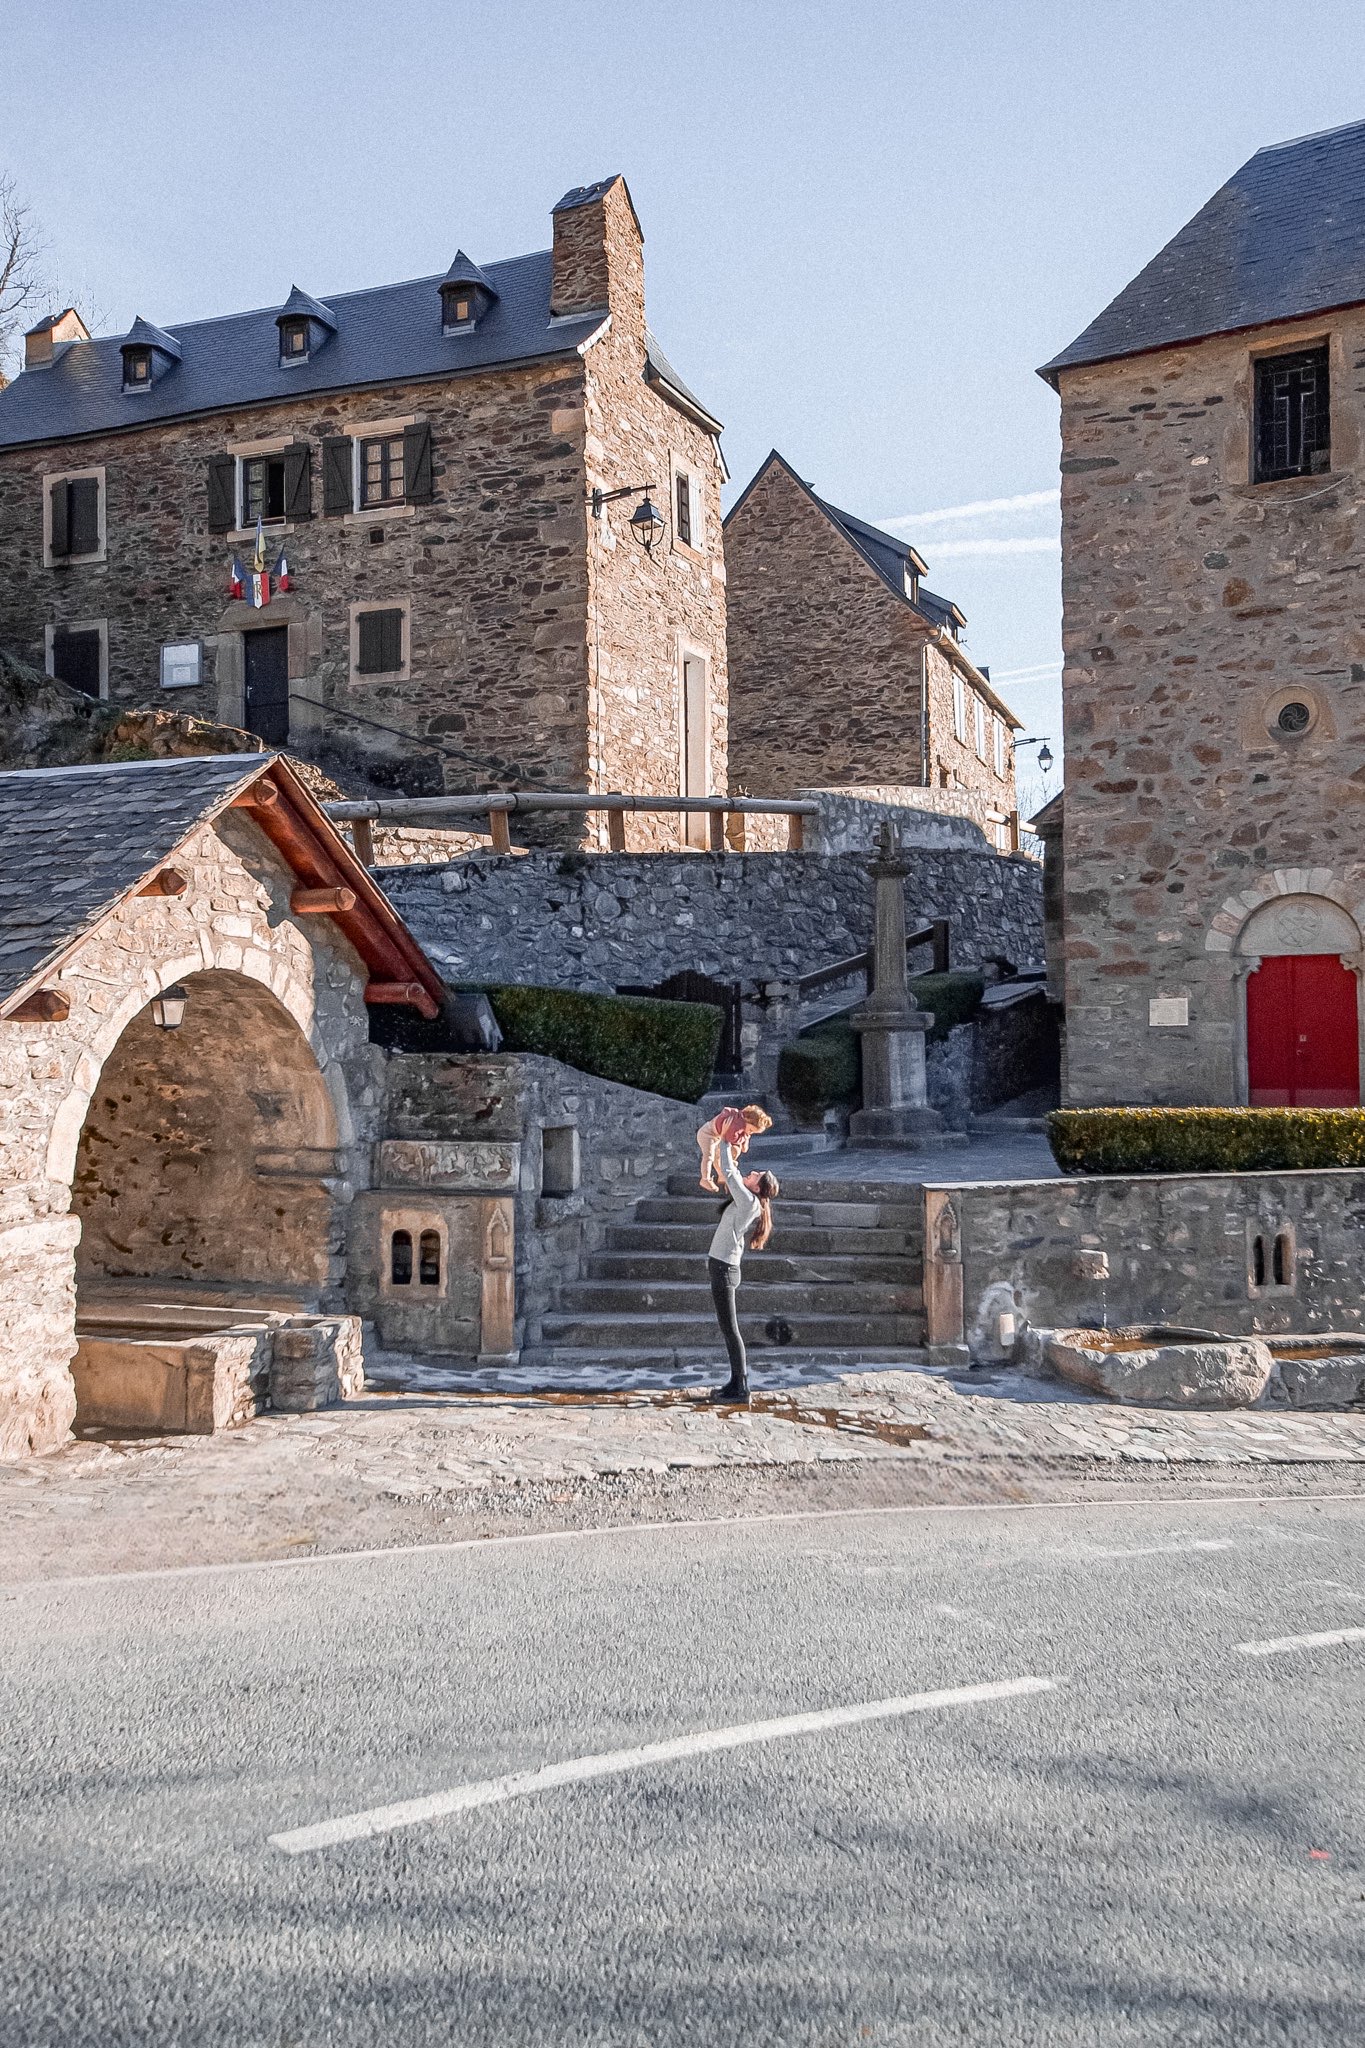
[1247,954,1360,1106]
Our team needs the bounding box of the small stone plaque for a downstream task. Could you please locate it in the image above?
[376,1139,520,1191]
[1148,995,1189,1028]
[160,641,202,689]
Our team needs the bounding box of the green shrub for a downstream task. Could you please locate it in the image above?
[909,970,985,1042]
[778,1020,860,1119]
[1048,1106,1365,1176]
[485,984,721,1103]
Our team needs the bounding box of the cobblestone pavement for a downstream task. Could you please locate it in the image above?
[4,1364,1365,1584]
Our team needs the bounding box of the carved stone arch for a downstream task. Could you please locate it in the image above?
[1205,866,1365,954]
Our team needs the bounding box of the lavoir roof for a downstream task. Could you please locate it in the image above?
[1040,118,1365,384]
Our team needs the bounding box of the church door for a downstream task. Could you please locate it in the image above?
[1246,953,1360,1106]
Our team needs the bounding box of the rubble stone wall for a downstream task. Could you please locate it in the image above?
[1054,310,1365,1105]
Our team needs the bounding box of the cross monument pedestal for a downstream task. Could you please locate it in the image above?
[848,823,961,1149]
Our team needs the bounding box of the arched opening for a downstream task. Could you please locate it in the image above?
[71,969,340,1319]
[1237,894,1362,1107]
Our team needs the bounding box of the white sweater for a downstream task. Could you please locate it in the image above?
[708,1143,761,1267]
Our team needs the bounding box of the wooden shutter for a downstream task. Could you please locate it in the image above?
[283,442,312,520]
[207,454,236,532]
[49,480,71,558]
[69,478,100,556]
[322,436,353,514]
[403,421,433,503]
[357,607,403,674]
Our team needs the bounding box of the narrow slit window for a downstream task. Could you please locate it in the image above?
[1272,1231,1291,1287]
[390,1229,413,1286]
[1252,1234,1266,1288]
[675,472,692,548]
[418,1230,442,1287]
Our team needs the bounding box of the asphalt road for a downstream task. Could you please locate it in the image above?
[2,1492,1363,2047]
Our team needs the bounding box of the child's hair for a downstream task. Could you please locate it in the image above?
[742,1105,774,1132]
[751,1171,779,1251]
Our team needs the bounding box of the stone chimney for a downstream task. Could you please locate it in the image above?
[24,308,90,371]
[550,176,645,334]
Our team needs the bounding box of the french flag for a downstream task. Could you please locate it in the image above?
[229,558,245,600]
[275,550,291,593]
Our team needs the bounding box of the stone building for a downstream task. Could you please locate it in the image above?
[723,452,1021,846]
[0,179,728,839]
[1041,119,1365,1107]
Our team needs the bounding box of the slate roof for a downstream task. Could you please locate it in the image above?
[0,252,605,451]
[0,754,266,1005]
[1041,118,1365,383]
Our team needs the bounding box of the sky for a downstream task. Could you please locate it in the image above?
[3,0,1364,813]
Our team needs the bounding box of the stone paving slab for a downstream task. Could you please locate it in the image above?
[778,1134,1061,1187]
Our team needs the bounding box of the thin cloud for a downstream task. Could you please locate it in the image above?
[990,661,1063,682]
[880,487,1059,529]
[916,535,1061,558]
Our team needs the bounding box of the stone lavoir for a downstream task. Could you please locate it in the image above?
[0,178,727,845]
[1040,118,1365,1110]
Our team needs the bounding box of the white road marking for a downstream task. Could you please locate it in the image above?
[1236,1625,1365,1657]
[10,1493,1365,1594]
[268,1675,1059,1856]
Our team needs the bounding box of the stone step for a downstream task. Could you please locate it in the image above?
[604,1222,918,1258]
[558,1279,923,1316]
[540,1310,925,1349]
[516,1344,931,1376]
[587,1250,919,1285]
[642,1192,890,1227]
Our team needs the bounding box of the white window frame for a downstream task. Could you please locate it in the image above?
[952,670,967,745]
[993,715,1007,778]
[348,412,419,522]
[349,598,411,683]
[670,456,705,556]
[973,697,987,762]
[44,617,109,700]
[42,465,107,568]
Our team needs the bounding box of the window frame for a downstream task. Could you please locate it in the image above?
[1252,341,1332,484]
[45,617,108,700]
[241,453,289,527]
[951,669,967,745]
[670,457,705,555]
[350,599,411,682]
[122,347,153,391]
[279,318,310,364]
[973,697,987,762]
[993,715,1007,779]
[43,466,107,568]
[358,433,407,510]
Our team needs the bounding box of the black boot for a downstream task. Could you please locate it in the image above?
[710,1378,751,1406]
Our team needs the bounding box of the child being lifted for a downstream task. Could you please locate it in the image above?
[696,1104,773,1191]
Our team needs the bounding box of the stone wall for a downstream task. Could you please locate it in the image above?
[377,1050,699,1350]
[380,846,1045,994]
[922,1167,1365,1363]
[802,786,1006,856]
[1053,308,1365,1105]
[724,456,1017,814]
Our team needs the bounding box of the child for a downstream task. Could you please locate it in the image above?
[697,1104,772,1191]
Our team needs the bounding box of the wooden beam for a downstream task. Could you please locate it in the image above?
[365,978,440,1019]
[290,886,358,916]
[488,808,513,855]
[726,810,747,853]
[5,988,69,1023]
[232,777,279,809]
[351,818,374,867]
[137,868,188,898]
[607,809,627,852]
[708,808,727,854]
[787,812,805,852]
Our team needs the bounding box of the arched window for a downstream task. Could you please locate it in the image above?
[1251,1235,1267,1288]
[390,1229,413,1286]
[1273,1231,1292,1288]
[419,1229,442,1287]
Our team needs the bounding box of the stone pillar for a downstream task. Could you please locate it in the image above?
[848,825,953,1148]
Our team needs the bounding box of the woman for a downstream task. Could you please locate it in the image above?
[706,1140,779,1405]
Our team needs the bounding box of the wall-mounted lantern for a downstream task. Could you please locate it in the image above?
[590,482,666,554]
[150,984,189,1031]
[1016,735,1055,775]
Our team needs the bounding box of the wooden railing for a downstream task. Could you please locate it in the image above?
[792,920,951,1000]
[323,791,819,863]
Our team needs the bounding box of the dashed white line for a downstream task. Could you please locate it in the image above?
[1236,1625,1365,1658]
[268,1674,1060,1855]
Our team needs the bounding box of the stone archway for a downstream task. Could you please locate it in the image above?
[1223,889,1365,1106]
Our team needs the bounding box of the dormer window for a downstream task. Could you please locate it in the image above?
[439,251,497,335]
[123,347,152,390]
[279,318,310,363]
[274,286,336,367]
[118,316,181,391]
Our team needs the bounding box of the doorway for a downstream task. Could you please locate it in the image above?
[243,626,289,746]
[681,652,709,850]
[1246,953,1360,1106]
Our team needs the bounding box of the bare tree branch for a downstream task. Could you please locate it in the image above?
[0,174,51,384]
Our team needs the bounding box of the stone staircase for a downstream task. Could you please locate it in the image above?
[523,1171,926,1374]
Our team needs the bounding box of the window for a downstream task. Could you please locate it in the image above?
[993,716,1007,778]
[390,1229,413,1286]
[46,620,106,699]
[675,472,692,548]
[242,454,287,525]
[1254,344,1331,482]
[418,1230,442,1287]
[952,671,967,744]
[122,348,152,390]
[360,435,406,508]
[444,293,472,329]
[355,605,406,676]
[279,319,309,361]
[47,472,103,562]
[974,698,987,761]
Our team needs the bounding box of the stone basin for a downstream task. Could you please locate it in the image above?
[1267,1334,1365,1410]
[1045,1326,1274,1409]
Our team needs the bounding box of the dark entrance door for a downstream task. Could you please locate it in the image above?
[243,626,289,746]
[1247,953,1360,1106]
[51,626,102,698]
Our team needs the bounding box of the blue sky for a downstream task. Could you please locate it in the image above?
[4,0,1364,810]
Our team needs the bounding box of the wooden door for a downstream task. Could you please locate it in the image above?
[1247,953,1360,1106]
[243,626,289,747]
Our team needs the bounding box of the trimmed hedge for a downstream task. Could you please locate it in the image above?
[1049,1107,1365,1176]
[484,984,722,1103]
[778,1020,860,1119]
[909,970,985,1043]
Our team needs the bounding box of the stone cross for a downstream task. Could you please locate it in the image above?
[849,823,951,1148]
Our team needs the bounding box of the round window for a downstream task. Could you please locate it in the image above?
[1276,701,1312,734]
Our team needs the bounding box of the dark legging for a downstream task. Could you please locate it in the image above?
[708,1255,747,1384]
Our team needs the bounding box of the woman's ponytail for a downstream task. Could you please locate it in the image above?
[751,1171,779,1251]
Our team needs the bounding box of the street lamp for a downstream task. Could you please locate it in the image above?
[590,483,666,555]
[1016,735,1055,775]
[150,984,189,1030]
